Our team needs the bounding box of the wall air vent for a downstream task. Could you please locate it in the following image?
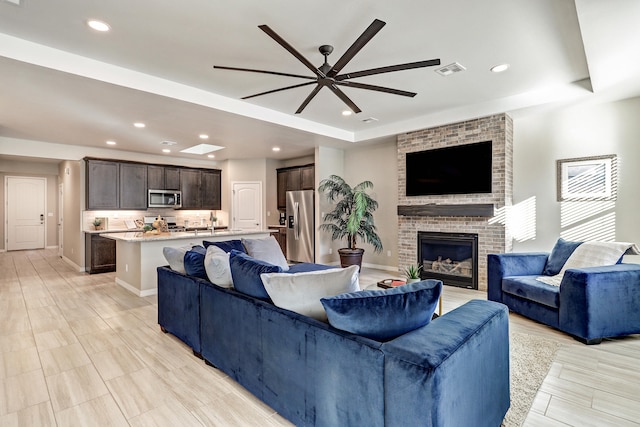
[435,62,466,76]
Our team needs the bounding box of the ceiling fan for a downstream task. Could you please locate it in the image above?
[214,19,441,114]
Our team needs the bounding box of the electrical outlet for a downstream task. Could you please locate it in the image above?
[329,248,333,254]
[387,250,391,257]
[125,264,129,272]
[71,248,74,254]
[267,211,271,217]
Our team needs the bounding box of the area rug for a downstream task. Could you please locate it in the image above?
[501,332,562,427]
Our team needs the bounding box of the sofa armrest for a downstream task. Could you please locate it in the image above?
[559,263,640,341]
[487,252,549,302]
[381,300,509,427]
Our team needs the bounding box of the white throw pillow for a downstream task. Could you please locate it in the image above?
[261,265,360,321]
[242,236,289,271]
[204,245,233,288]
[537,241,640,286]
[162,246,192,274]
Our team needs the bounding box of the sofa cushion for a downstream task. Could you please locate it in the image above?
[203,239,246,254]
[183,245,208,280]
[321,280,442,340]
[543,238,582,276]
[242,236,289,271]
[287,263,336,273]
[261,265,360,321]
[502,275,560,308]
[204,245,233,288]
[229,250,282,300]
[162,245,192,274]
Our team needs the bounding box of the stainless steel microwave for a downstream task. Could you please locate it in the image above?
[148,189,182,208]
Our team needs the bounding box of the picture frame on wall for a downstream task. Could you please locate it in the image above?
[556,154,617,202]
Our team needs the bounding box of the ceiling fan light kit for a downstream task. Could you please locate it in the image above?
[214,19,440,114]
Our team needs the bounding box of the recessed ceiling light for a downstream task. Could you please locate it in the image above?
[199,134,209,139]
[106,140,116,145]
[162,149,171,153]
[207,154,215,158]
[180,143,224,155]
[490,63,510,73]
[133,122,145,128]
[342,110,352,116]
[87,19,110,32]
[272,147,281,152]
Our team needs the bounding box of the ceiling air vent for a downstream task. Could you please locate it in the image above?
[160,140,177,146]
[435,62,466,76]
[361,117,379,124]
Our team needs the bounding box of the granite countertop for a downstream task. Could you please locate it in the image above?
[84,228,144,234]
[100,229,274,242]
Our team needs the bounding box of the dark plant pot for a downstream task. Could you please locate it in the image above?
[338,248,365,271]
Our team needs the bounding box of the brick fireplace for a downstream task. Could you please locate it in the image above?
[397,114,513,291]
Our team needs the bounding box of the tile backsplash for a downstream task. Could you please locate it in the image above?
[83,209,228,231]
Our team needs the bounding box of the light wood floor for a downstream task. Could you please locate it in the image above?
[1,249,639,426]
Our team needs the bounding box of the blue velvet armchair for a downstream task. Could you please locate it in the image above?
[488,252,640,344]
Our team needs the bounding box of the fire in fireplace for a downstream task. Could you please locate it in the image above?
[417,231,478,289]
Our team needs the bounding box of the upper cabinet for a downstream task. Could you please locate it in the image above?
[276,164,314,210]
[86,159,119,210]
[119,163,148,210]
[148,165,180,190]
[180,168,222,210]
[86,158,221,211]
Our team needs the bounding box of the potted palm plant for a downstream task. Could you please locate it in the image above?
[318,175,383,270]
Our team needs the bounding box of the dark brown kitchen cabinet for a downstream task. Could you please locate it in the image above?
[272,228,287,258]
[85,233,116,274]
[180,168,222,210]
[148,165,180,190]
[86,159,119,210]
[201,170,222,210]
[180,169,202,209]
[119,163,147,209]
[300,165,314,190]
[276,164,314,210]
[277,169,287,210]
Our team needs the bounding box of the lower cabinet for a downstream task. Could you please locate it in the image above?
[272,228,287,258]
[85,234,116,274]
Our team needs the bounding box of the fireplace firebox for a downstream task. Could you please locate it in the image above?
[417,231,478,289]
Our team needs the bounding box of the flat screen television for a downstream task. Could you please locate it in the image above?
[406,141,492,196]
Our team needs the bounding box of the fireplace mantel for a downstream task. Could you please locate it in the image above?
[397,204,494,217]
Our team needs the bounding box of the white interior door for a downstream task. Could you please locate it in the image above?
[6,176,46,251]
[232,182,262,231]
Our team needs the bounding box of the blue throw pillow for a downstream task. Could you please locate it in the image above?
[543,238,583,275]
[229,250,282,300]
[321,279,443,341]
[183,245,208,280]
[203,239,246,253]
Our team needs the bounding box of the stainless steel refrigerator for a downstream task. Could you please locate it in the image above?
[286,190,315,263]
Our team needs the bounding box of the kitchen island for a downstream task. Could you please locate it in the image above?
[101,229,273,296]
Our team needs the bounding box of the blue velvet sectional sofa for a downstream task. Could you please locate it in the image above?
[488,252,640,344]
[158,252,510,426]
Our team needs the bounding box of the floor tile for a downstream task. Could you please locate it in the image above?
[54,394,129,427]
[46,364,109,412]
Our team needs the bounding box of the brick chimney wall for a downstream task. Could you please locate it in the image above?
[397,114,513,290]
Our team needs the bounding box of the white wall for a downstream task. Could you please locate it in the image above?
[512,96,640,253]
[315,146,345,265]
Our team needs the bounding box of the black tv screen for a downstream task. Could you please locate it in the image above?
[406,141,492,196]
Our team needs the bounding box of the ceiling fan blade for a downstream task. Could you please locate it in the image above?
[327,84,362,114]
[242,81,317,100]
[335,81,416,97]
[295,84,323,114]
[336,59,441,81]
[327,19,386,78]
[258,25,323,77]
[214,65,316,81]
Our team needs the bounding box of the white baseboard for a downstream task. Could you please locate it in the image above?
[46,245,58,249]
[61,256,84,272]
[115,278,157,297]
